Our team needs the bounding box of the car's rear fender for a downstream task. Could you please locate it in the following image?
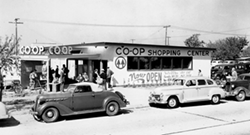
[209,88,226,99]
[36,102,74,116]
[103,97,126,109]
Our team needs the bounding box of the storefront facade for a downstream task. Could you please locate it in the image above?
[20,42,214,89]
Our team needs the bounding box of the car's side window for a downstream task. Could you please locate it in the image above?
[198,79,206,85]
[75,86,92,93]
[206,79,214,85]
[186,79,196,86]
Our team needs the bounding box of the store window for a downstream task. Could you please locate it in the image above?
[182,57,192,69]
[172,57,182,69]
[139,57,150,69]
[151,57,161,69]
[127,57,139,70]
[162,57,172,69]
[127,56,193,71]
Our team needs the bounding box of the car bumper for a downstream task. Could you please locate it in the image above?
[124,99,130,105]
[0,114,10,120]
[225,91,237,97]
[148,97,167,104]
[30,106,42,121]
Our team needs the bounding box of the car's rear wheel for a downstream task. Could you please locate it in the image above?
[211,95,220,104]
[106,102,120,116]
[235,90,246,101]
[42,107,59,123]
[167,97,179,108]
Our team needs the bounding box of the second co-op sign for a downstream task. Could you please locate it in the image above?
[115,47,210,56]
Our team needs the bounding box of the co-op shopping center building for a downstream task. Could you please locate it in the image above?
[20,42,215,89]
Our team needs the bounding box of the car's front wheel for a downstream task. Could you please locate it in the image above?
[211,95,220,104]
[235,90,246,101]
[167,97,179,108]
[42,107,59,123]
[106,102,120,116]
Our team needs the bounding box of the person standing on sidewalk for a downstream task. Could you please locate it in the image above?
[59,68,65,91]
[100,69,107,90]
[106,67,114,89]
[198,69,203,77]
[231,67,238,81]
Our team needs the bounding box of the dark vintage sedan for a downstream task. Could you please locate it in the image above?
[224,73,250,101]
[31,82,129,123]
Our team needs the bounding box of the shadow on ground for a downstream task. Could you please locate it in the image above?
[150,100,228,109]
[59,109,133,122]
[0,116,20,127]
[225,97,250,101]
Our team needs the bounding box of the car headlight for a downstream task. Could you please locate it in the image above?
[160,93,164,98]
[231,84,235,88]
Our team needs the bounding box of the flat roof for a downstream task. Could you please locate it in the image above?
[61,42,216,51]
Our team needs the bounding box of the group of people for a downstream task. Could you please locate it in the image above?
[29,64,114,91]
[75,72,89,82]
[93,67,114,90]
[29,64,70,91]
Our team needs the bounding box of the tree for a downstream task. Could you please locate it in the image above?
[206,37,249,60]
[0,35,20,101]
[241,46,250,57]
[184,34,205,47]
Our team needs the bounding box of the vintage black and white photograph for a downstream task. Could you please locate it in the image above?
[1,0,250,134]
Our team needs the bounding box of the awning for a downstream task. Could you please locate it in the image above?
[48,53,100,59]
[20,55,49,61]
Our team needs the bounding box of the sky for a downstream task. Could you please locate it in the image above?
[1,0,250,46]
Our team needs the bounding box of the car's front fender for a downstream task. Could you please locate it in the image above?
[36,102,74,117]
[233,87,248,96]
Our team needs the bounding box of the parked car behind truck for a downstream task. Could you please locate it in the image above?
[148,77,226,108]
[224,73,250,101]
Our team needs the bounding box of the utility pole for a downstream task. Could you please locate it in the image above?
[164,25,171,45]
[167,36,171,45]
[9,18,23,55]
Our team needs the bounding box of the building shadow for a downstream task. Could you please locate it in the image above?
[60,109,133,122]
[0,116,20,127]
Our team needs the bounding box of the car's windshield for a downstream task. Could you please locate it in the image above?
[66,85,77,92]
[173,79,185,86]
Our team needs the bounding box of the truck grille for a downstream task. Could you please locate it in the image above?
[225,84,232,92]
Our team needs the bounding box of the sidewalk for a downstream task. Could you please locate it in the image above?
[2,86,156,115]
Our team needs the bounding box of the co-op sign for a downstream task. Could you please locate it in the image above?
[20,46,73,55]
[115,46,210,56]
